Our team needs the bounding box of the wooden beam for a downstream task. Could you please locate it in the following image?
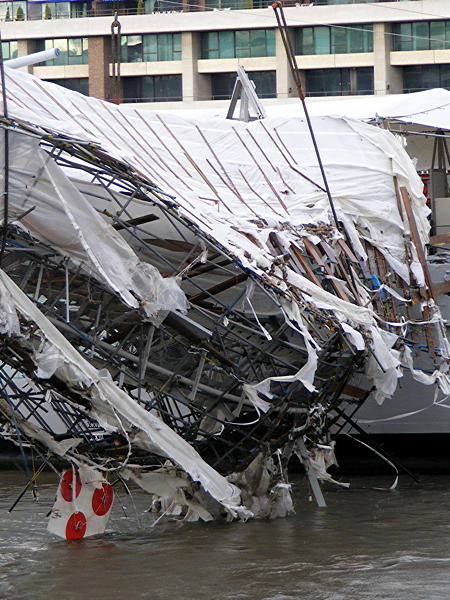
[400,187,435,297]
[290,244,323,288]
[303,238,350,302]
[112,213,159,230]
[429,233,450,247]
[189,273,248,304]
[432,280,450,297]
[144,238,194,253]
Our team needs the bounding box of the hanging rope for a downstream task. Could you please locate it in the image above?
[0,30,9,269]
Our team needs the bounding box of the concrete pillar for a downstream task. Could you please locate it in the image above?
[182,31,210,102]
[275,29,296,99]
[373,22,402,95]
[17,39,36,74]
[88,36,115,101]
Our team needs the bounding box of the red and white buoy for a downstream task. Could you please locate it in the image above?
[48,465,114,540]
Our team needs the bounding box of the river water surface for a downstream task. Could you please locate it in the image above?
[0,470,449,600]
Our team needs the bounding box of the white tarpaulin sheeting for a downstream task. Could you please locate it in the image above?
[1,68,429,289]
[163,88,450,132]
[1,129,187,321]
[0,67,441,403]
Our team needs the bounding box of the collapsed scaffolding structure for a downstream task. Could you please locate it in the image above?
[0,62,449,537]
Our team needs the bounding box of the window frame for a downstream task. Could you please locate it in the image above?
[201,29,275,59]
[393,21,450,51]
[121,33,182,63]
[296,24,373,55]
[37,38,89,66]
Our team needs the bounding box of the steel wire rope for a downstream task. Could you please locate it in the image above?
[0,32,8,269]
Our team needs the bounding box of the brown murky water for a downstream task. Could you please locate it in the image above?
[0,470,449,600]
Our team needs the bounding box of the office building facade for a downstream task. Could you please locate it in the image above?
[1,0,450,108]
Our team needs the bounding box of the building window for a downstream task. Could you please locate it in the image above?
[393,21,450,51]
[36,38,88,65]
[305,67,373,96]
[121,33,181,63]
[1,41,18,60]
[143,0,177,13]
[39,2,91,19]
[201,30,275,59]
[205,0,248,7]
[70,2,91,18]
[295,24,373,55]
[211,71,276,100]
[122,75,182,102]
[0,1,26,21]
[46,78,89,95]
[41,2,69,19]
[403,65,450,92]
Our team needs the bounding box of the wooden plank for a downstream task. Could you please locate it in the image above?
[330,381,370,400]
[335,254,362,305]
[290,244,323,288]
[400,187,435,297]
[144,238,194,252]
[364,241,384,316]
[303,238,350,302]
[396,273,415,341]
[432,280,450,297]
[189,273,248,304]
[374,247,397,322]
[400,188,436,357]
[393,176,404,220]
[336,238,358,263]
[112,214,159,231]
[429,233,450,247]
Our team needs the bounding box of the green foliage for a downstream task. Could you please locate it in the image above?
[136,0,144,14]
[5,7,10,21]
[15,6,24,20]
[44,4,52,19]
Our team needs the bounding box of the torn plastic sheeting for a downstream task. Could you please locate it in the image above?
[370,326,400,372]
[244,279,272,341]
[0,130,187,322]
[0,71,433,368]
[0,282,21,337]
[34,339,93,389]
[0,269,246,517]
[121,467,189,498]
[242,383,272,414]
[248,298,321,395]
[401,345,450,397]
[301,442,350,489]
[343,433,398,491]
[367,283,412,304]
[293,439,350,494]
[366,326,402,404]
[227,452,294,519]
[340,214,368,262]
[285,269,373,328]
[343,117,429,244]
[341,322,365,351]
[366,242,411,285]
[1,69,430,294]
[121,468,214,522]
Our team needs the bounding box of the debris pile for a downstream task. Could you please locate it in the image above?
[0,68,447,537]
